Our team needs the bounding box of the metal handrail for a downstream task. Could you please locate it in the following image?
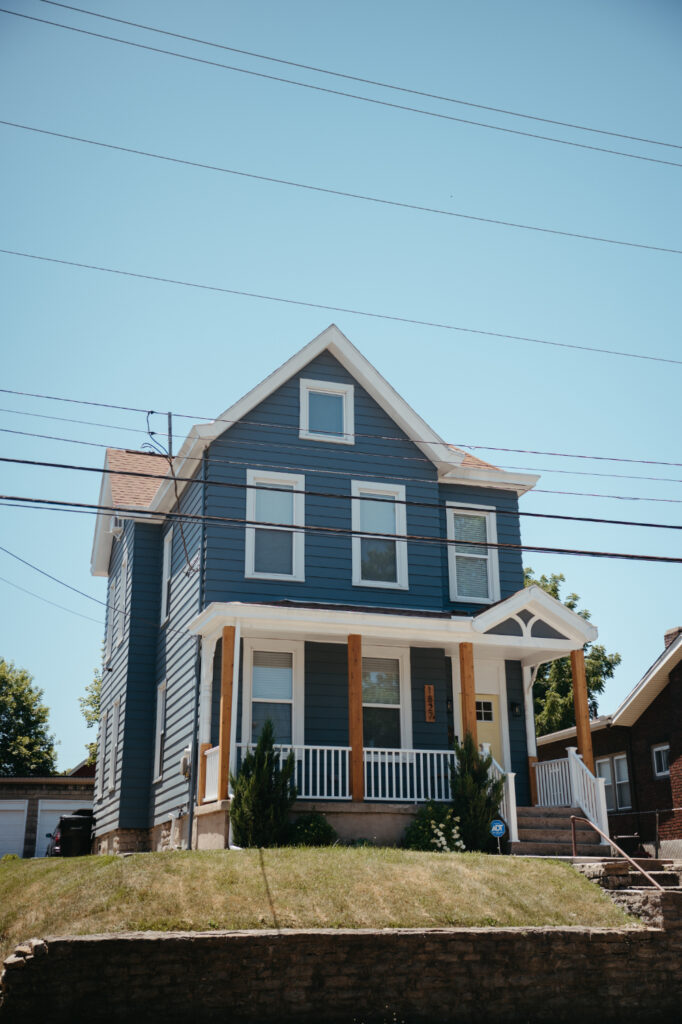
[570,815,664,891]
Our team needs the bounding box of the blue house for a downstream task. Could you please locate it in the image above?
[90,326,602,852]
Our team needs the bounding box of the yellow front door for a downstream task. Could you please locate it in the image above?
[474,693,502,764]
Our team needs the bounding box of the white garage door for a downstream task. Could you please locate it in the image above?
[0,801,28,857]
[35,800,93,858]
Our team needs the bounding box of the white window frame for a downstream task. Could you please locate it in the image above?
[245,469,305,582]
[108,698,120,794]
[104,577,114,663]
[446,502,500,604]
[652,743,670,779]
[241,639,305,748]
[299,378,354,445]
[160,529,173,624]
[596,753,632,811]
[96,710,107,800]
[361,645,413,750]
[114,551,127,648]
[351,480,408,590]
[153,681,167,783]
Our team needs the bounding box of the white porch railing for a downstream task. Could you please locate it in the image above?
[235,743,352,800]
[533,748,609,841]
[204,745,220,803]
[490,757,519,844]
[364,747,455,802]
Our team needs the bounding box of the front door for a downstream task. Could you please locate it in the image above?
[474,693,502,764]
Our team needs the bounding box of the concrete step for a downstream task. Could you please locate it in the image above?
[516,806,581,818]
[626,871,681,888]
[517,827,601,844]
[510,841,607,857]
[516,816,597,832]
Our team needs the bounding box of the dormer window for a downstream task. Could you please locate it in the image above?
[299,379,354,444]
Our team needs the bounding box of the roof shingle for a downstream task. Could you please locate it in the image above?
[106,448,167,509]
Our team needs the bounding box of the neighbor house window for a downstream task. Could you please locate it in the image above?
[299,378,354,444]
[352,481,408,589]
[447,504,500,604]
[596,754,631,811]
[245,470,305,581]
[242,640,304,748]
[361,649,412,749]
[96,711,107,799]
[153,682,166,782]
[108,699,120,794]
[160,529,173,624]
[652,743,670,778]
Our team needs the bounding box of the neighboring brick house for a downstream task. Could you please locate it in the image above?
[0,761,94,858]
[538,628,682,856]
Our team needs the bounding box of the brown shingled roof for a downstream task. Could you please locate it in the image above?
[107,448,167,509]
[448,445,500,471]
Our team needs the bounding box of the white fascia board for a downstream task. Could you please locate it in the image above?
[472,585,598,644]
[438,465,540,497]
[90,458,113,577]
[612,634,682,728]
[536,717,611,746]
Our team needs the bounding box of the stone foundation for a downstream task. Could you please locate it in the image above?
[3,893,682,1023]
[94,828,149,855]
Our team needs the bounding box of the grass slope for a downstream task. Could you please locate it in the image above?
[0,848,634,958]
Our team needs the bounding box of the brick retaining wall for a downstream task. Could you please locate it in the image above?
[2,892,682,1023]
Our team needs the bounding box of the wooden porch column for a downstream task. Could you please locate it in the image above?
[348,634,364,802]
[570,648,594,774]
[197,741,211,805]
[459,642,478,746]
[217,625,236,802]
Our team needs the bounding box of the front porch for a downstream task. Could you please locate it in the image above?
[188,589,604,848]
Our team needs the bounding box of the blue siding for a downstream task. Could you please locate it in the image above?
[505,661,530,806]
[410,647,450,750]
[305,642,349,746]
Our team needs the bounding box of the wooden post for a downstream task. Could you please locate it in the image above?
[459,642,478,746]
[570,648,594,774]
[217,625,235,802]
[528,755,538,805]
[348,634,364,802]
[197,741,211,805]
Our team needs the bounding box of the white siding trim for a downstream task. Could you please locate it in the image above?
[108,698,120,793]
[299,377,355,444]
[114,550,127,648]
[153,682,167,782]
[160,529,173,624]
[351,480,408,590]
[96,711,107,800]
[244,469,305,582]
[446,502,500,605]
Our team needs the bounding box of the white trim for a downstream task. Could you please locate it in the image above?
[351,480,408,590]
[108,698,120,793]
[153,681,167,783]
[652,742,670,779]
[96,711,107,800]
[160,529,173,625]
[472,585,598,644]
[523,665,538,759]
[299,377,354,445]
[446,502,500,605]
[241,639,305,748]
[612,632,682,727]
[228,623,241,789]
[245,469,305,582]
[114,550,127,648]
[362,644,413,749]
[199,633,219,746]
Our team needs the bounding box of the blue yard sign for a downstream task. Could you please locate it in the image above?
[490,819,506,839]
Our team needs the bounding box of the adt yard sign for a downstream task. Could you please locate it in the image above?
[490,820,506,839]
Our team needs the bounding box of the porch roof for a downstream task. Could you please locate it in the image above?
[188,586,596,667]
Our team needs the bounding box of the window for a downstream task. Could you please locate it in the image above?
[447,504,500,604]
[108,699,120,793]
[242,640,304,748]
[160,529,173,624]
[153,682,166,782]
[114,552,127,648]
[299,378,354,444]
[352,481,408,589]
[361,649,412,749]
[652,743,670,778]
[245,470,305,581]
[96,711,107,800]
[104,583,113,663]
[476,700,494,722]
[596,754,631,811]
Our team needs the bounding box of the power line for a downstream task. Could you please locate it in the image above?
[0,402,151,434]
[3,493,682,565]
[3,247,681,367]
[4,119,681,258]
[38,1,682,155]
[5,8,682,171]
[0,572,103,625]
[6,453,682,533]
[4,426,682,504]
[1,386,682,469]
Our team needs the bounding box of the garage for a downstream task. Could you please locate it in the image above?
[35,800,93,858]
[0,800,28,857]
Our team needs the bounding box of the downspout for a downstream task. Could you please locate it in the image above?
[186,452,207,851]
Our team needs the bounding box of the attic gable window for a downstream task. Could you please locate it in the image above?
[299,378,354,444]
[245,469,305,582]
[446,503,500,605]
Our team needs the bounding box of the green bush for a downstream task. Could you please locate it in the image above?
[229,720,297,847]
[402,801,465,852]
[288,811,337,847]
[449,731,504,852]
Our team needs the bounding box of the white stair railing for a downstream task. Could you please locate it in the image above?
[489,757,519,844]
[534,757,572,807]
[566,747,610,842]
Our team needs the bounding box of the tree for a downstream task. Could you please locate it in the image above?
[0,659,57,776]
[79,669,101,765]
[524,569,621,736]
[448,731,504,852]
[229,719,297,847]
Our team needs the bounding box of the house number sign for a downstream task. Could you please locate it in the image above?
[424,685,436,723]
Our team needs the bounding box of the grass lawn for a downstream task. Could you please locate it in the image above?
[0,847,636,959]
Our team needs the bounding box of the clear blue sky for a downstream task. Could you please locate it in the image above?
[1,0,680,770]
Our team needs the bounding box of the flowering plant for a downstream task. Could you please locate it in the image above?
[402,801,466,852]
